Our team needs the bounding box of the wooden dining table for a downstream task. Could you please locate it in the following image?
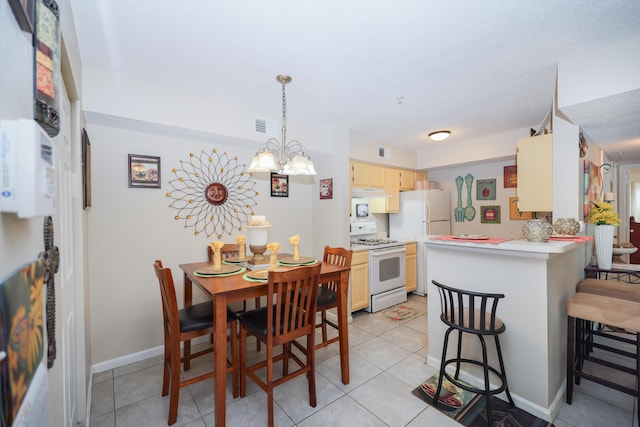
[180,254,351,427]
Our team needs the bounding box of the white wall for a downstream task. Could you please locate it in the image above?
[350,138,418,168]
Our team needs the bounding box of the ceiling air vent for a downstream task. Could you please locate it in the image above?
[254,116,278,137]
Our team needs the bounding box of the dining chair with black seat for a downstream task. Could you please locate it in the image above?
[431,279,515,427]
[307,246,352,350]
[238,264,322,427]
[153,260,239,425]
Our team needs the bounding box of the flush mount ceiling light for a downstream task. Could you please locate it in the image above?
[428,130,451,142]
[248,75,316,175]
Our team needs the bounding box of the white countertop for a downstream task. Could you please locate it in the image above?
[419,235,588,257]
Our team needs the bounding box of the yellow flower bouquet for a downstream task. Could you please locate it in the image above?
[589,201,621,226]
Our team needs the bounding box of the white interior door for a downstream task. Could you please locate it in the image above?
[53,82,78,427]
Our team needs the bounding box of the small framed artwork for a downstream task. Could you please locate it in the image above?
[504,165,517,188]
[8,0,36,34]
[128,154,161,188]
[82,129,91,208]
[356,203,369,218]
[509,197,533,220]
[476,179,496,200]
[319,178,333,199]
[270,173,288,197]
[480,205,500,224]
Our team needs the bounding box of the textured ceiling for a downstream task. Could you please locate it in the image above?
[68,0,640,164]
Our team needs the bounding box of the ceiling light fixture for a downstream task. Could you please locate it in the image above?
[428,130,451,142]
[248,75,316,175]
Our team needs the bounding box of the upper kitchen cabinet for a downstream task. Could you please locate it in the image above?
[351,161,385,188]
[416,171,427,183]
[400,170,416,191]
[370,168,400,214]
[517,134,553,212]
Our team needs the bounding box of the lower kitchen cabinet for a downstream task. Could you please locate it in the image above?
[351,250,369,311]
[405,242,417,293]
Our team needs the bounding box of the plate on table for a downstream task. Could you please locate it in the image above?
[246,269,269,281]
[420,383,463,408]
[452,234,489,240]
[195,264,243,276]
[278,256,317,266]
[551,234,579,238]
[222,256,245,264]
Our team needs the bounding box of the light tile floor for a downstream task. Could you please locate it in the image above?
[89,295,638,426]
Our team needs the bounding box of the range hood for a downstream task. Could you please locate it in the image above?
[351,187,391,198]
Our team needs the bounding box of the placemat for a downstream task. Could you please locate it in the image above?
[430,235,512,244]
[194,266,246,277]
[548,235,593,242]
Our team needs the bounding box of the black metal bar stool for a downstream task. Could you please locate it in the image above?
[432,280,515,426]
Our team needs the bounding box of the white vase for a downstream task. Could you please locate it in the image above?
[594,225,614,270]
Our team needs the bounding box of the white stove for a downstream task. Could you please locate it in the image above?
[350,221,403,249]
[350,221,407,312]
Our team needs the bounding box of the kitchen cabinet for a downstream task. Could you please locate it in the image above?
[350,250,369,311]
[371,168,400,214]
[517,134,552,212]
[400,170,416,191]
[351,161,385,188]
[415,171,427,183]
[405,242,417,292]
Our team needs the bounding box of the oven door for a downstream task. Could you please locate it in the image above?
[369,245,406,295]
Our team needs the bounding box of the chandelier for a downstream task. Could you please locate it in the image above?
[248,75,316,175]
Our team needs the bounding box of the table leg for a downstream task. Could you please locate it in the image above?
[337,270,350,384]
[214,295,228,427]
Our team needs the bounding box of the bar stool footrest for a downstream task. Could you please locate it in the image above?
[441,358,509,397]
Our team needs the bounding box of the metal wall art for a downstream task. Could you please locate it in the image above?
[167,149,258,238]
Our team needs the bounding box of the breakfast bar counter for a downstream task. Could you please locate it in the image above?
[420,236,589,421]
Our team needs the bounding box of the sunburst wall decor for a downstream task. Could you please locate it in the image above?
[167,149,259,238]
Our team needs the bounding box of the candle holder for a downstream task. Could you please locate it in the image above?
[248,244,268,265]
[246,223,271,265]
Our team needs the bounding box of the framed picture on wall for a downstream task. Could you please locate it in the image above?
[270,173,288,197]
[8,0,36,34]
[476,179,497,200]
[319,178,333,199]
[509,197,533,220]
[503,165,517,188]
[82,129,91,208]
[128,154,161,188]
[480,205,500,224]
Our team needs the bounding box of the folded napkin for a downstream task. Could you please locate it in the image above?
[289,234,300,260]
[267,242,281,271]
[236,235,246,260]
[210,241,224,270]
[549,235,593,242]
[430,235,512,245]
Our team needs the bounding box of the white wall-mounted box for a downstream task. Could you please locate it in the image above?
[0,119,55,218]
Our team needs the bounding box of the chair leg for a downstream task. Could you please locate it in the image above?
[434,327,454,404]
[494,335,515,406]
[454,329,463,379]
[229,321,239,398]
[183,339,191,371]
[478,334,493,427]
[636,332,639,427]
[566,315,574,404]
[162,334,170,396]
[267,343,274,427]
[239,326,247,397]
[575,318,583,386]
[307,331,317,408]
[321,309,328,343]
[168,342,181,425]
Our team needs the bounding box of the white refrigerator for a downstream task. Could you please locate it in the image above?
[389,189,451,295]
